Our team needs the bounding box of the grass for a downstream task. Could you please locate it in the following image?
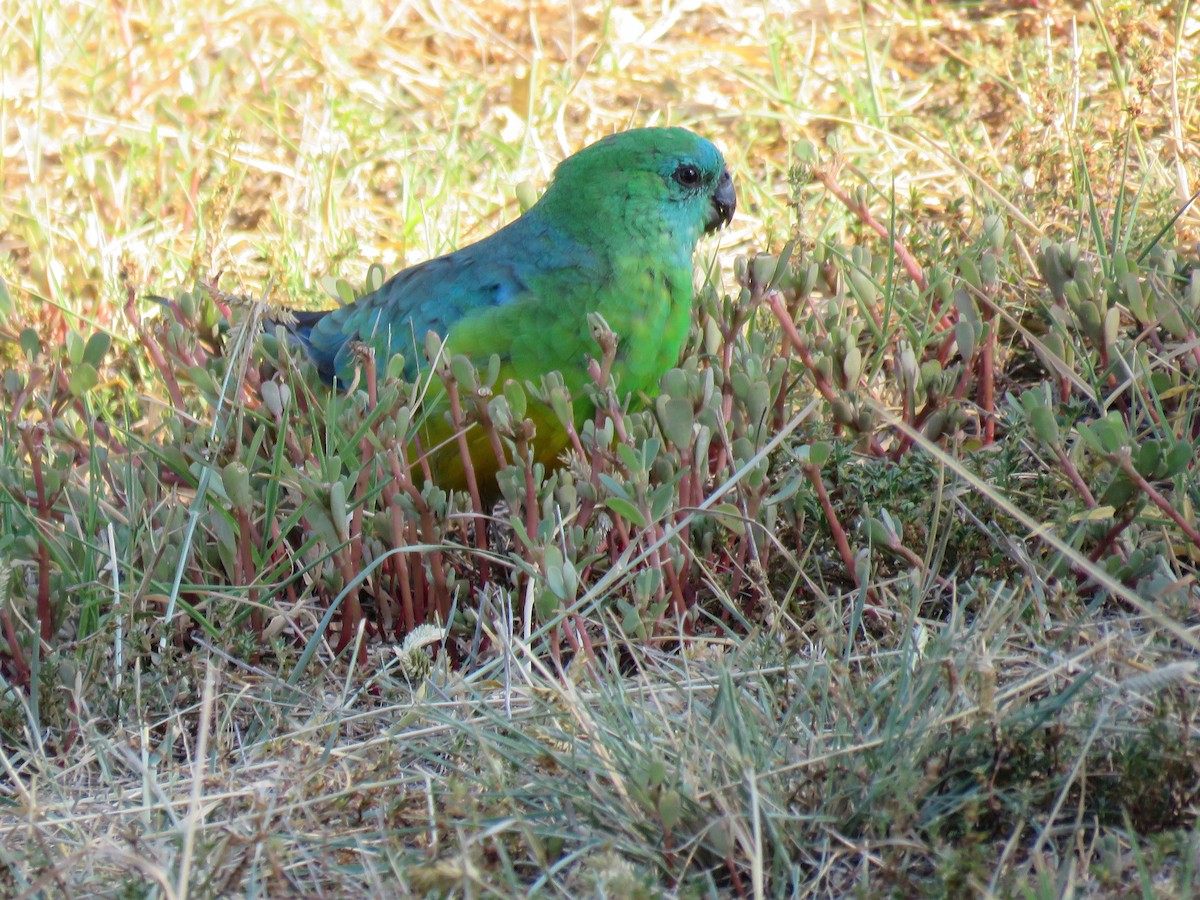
[2,0,1200,895]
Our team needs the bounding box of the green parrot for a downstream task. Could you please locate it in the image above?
[279,126,736,490]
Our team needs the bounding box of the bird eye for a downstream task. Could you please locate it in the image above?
[673,163,702,188]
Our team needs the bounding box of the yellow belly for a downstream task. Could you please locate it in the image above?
[411,389,574,498]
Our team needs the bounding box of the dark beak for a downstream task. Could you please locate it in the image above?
[706,168,736,232]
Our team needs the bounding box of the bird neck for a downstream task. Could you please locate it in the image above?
[534,180,701,268]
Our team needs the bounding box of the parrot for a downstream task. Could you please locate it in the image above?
[276,126,736,491]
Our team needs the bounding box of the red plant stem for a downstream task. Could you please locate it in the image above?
[203,275,235,321]
[127,294,187,410]
[571,614,596,661]
[1054,447,1097,507]
[1058,371,1072,405]
[1088,513,1134,564]
[560,617,582,655]
[0,605,29,687]
[816,167,927,292]
[235,508,262,637]
[1116,452,1200,549]
[727,529,749,601]
[270,520,301,608]
[387,440,425,631]
[350,452,372,578]
[715,315,738,482]
[387,501,417,633]
[611,513,632,558]
[409,431,435,487]
[445,380,482,512]
[333,545,366,662]
[444,380,490,586]
[887,538,926,571]
[804,462,878,608]
[5,366,47,424]
[346,354,378,576]
[561,415,587,460]
[550,625,565,673]
[20,426,54,642]
[979,328,995,446]
[514,430,540,554]
[606,398,631,446]
[657,536,688,619]
[767,294,836,410]
[476,400,511,481]
[725,854,748,899]
[767,292,887,457]
[675,449,695,548]
[387,449,450,621]
[935,329,958,367]
[572,417,604,532]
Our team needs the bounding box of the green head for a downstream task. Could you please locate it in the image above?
[536,127,736,251]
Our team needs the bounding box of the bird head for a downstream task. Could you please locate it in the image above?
[541,127,736,249]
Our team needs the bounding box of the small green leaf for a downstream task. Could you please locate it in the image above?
[1076,300,1102,344]
[515,180,538,213]
[1163,440,1192,477]
[386,353,407,379]
[847,268,878,304]
[448,354,476,389]
[330,480,349,542]
[656,395,694,449]
[864,517,894,546]
[547,381,572,427]
[618,598,646,638]
[424,329,444,363]
[808,441,832,467]
[1030,406,1059,445]
[793,139,818,163]
[604,496,647,528]
[983,214,1005,250]
[1134,442,1161,479]
[19,328,39,362]
[503,379,527,421]
[645,757,666,788]
[1100,475,1137,509]
[261,380,284,417]
[958,256,981,291]
[658,788,683,831]
[223,462,252,513]
[616,442,642,474]
[649,483,675,521]
[1101,306,1120,352]
[535,589,559,619]
[748,254,777,289]
[83,332,111,368]
[366,263,385,293]
[1123,273,1149,322]
[841,345,862,384]
[710,503,746,535]
[67,363,99,396]
[65,329,85,366]
[0,274,12,326]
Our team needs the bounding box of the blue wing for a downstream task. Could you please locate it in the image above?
[280,212,597,385]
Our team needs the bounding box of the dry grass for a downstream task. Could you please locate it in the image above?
[3,0,1200,896]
